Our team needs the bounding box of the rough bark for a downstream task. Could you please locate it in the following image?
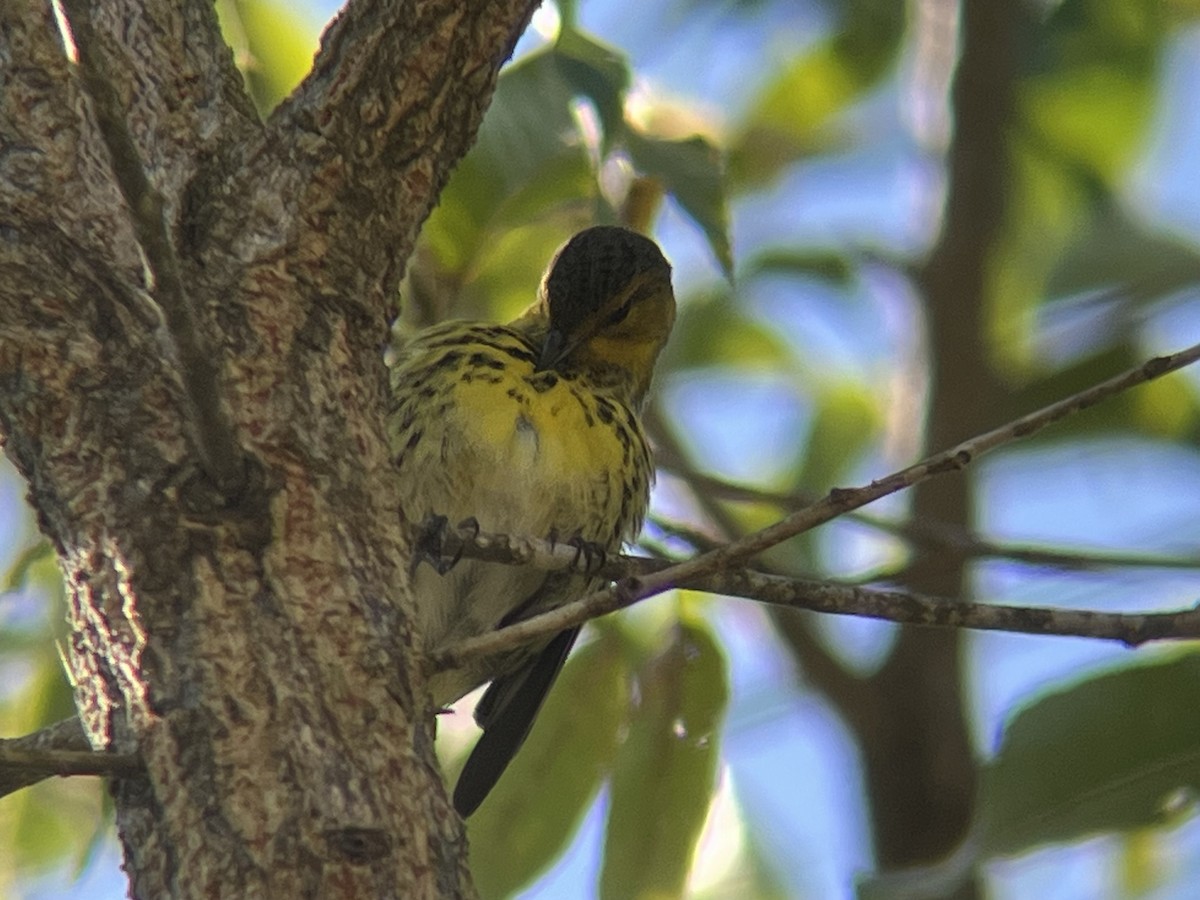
[0,0,538,896]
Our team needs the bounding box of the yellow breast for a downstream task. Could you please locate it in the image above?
[389,321,653,669]
[391,322,648,542]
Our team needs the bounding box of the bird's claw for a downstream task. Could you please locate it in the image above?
[413,514,483,574]
[412,514,459,575]
[566,531,607,574]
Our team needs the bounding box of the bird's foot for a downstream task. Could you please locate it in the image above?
[411,514,474,575]
[457,516,482,542]
[566,531,607,575]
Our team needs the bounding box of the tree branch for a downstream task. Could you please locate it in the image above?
[0,717,140,800]
[228,0,542,321]
[61,0,247,495]
[429,341,1200,667]
[652,494,1200,578]
[0,745,140,782]
[645,405,874,715]
[630,341,1200,595]
[82,0,257,190]
[17,508,1197,806]
[710,570,1200,646]
[421,524,1200,671]
[648,477,1200,574]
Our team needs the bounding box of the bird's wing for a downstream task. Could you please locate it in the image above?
[452,626,582,817]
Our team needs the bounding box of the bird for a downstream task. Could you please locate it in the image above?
[388,224,675,817]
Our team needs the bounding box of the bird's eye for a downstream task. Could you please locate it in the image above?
[604,301,633,327]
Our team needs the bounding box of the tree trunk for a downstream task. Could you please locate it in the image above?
[0,1,537,895]
[863,0,1019,890]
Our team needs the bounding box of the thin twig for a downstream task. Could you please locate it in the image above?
[420,524,1200,658]
[622,343,1200,603]
[0,717,140,799]
[61,1,245,495]
[655,461,1200,572]
[0,748,141,777]
[645,405,872,712]
[712,569,1200,646]
[432,342,1200,667]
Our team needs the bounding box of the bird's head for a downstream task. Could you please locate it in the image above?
[524,226,675,404]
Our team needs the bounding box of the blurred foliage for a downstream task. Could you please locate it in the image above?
[6,0,1200,897]
[992,0,1200,382]
[215,0,318,113]
[413,0,1200,894]
[728,0,905,186]
[415,18,733,322]
[601,616,728,899]
[467,630,631,897]
[980,651,1200,856]
[0,499,103,892]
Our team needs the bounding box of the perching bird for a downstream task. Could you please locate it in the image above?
[388,225,675,816]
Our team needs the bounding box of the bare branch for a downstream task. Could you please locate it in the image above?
[424,524,1200,673]
[430,342,1200,666]
[61,0,247,495]
[902,540,1200,573]
[657,444,1200,573]
[14,517,1196,804]
[645,404,874,714]
[0,717,140,800]
[0,747,140,780]
[709,570,1200,646]
[624,343,1200,605]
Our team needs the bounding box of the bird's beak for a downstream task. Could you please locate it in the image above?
[536,328,568,372]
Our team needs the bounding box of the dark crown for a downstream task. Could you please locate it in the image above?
[542,226,671,333]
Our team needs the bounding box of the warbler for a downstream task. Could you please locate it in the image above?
[388,225,675,816]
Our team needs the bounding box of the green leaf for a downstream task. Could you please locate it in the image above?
[794,383,881,493]
[1045,207,1200,303]
[728,0,903,187]
[624,131,732,276]
[989,0,1174,367]
[2,540,52,593]
[987,135,1095,372]
[1130,374,1200,439]
[459,221,579,322]
[1022,65,1154,185]
[1,646,103,879]
[601,619,729,900]
[554,0,578,30]
[746,249,857,286]
[1006,341,1200,443]
[980,653,1200,856]
[660,290,792,372]
[468,633,630,899]
[424,49,592,271]
[555,27,631,148]
[1019,0,1169,185]
[420,29,630,285]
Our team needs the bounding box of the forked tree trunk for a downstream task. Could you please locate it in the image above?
[0,1,538,895]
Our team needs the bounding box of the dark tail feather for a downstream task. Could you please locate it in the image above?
[453,627,581,817]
